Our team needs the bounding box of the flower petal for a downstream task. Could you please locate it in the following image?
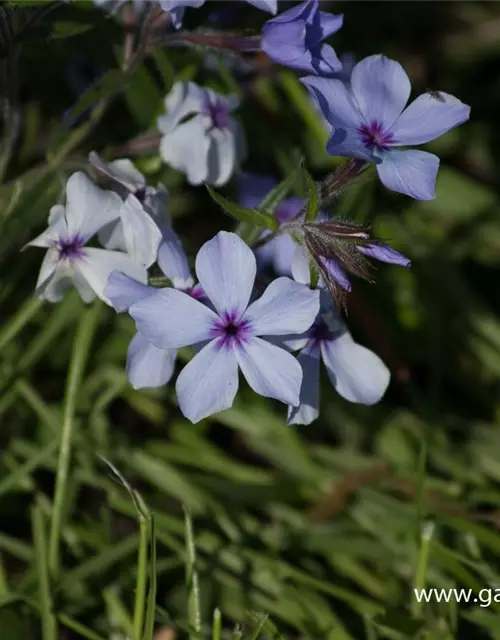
[130,288,217,349]
[157,81,205,134]
[287,344,321,425]
[34,248,61,295]
[126,331,176,389]
[159,115,210,185]
[89,151,145,192]
[205,125,238,187]
[65,171,122,241]
[376,149,439,200]
[262,20,307,65]
[301,76,362,129]
[238,173,276,210]
[391,92,470,146]
[351,54,411,129]
[291,245,311,285]
[321,333,390,404]
[236,337,302,406]
[75,247,147,305]
[157,226,194,288]
[357,242,411,266]
[195,231,256,318]
[243,277,319,336]
[176,339,239,423]
[246,0,277,13]
[105,271,153,312]
[120,194,162,268]
[326,126,373,161]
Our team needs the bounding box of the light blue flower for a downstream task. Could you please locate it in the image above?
[25,172,147,305]
[158,82,245,186]
[302,54,471,200]
[262,0,343,76]
[128,231,320,423]
[286,264,390,425]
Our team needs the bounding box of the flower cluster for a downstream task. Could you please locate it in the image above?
[26,0,471,425]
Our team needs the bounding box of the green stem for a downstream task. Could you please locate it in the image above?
[58,614,107,640]
[412,522,435,618]
[32,502,57,640]
[133,513,149,639]
[48,302,101,579]
[0,553,9,595]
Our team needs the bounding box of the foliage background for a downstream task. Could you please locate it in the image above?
[2,1,500,638]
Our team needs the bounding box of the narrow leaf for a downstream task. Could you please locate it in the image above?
[206,185,278,231]
[303,168,319,222]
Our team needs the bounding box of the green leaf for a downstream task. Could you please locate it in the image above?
[257,158,304,215]
[303,168,319,222]
[206,186,278,231]
[51,20,93,39]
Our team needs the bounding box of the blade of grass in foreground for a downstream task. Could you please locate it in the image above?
[184,506,202,638]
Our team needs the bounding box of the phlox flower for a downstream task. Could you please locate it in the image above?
[89,152,163,268]
[25,172,147,304]
[285,260,390,425]
[129,231,320,423]
[262,0,343,76]
[158,82,245,186]
[302,54,471,200]
[160,0,277,29]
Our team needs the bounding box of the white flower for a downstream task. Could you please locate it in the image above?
[89,152,163,268]
[25,172,147,305]
[158,82,246,186]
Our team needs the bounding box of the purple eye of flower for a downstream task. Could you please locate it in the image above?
[358,120,394,151]
[204,100,230,130]
[55,234,85,261]
[135,187,147,203]
[211,310,252,349]
[311,318,337,344]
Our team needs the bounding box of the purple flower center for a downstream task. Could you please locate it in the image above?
[135,187,147,203]
[211,310,252,350]
[358,120,394,151]
[204,100,230,130]
[55,234,85,262]
[311,319,334,344]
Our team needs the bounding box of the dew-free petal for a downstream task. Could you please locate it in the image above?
[301,76,362,129]
[120,194,162,268]
[321,333,390,404]
[195,231,256,318]
[130,288,217,350]
[287,344,321,425]
[105,271,153,313]
[236,337,302,406]
[391,92,471,146]
[243,277,319,336]
[127,331,176,389]
[357,242,411,267]
[351,54,411,130]
[75,247,147,305]
[65,171,122,241]
[376,148,439,201]
[176,339,239,423]
[157,226,194,289]
[159,115,211,185]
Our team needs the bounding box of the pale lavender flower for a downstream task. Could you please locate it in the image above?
[286,268,390,425]
[160,0,277,29]
[25,172,147,305]
[302,54,471,200]
[158,82,245,186]
[129,231,320,423]
[89,152,162,267]
[262,0,343,76]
